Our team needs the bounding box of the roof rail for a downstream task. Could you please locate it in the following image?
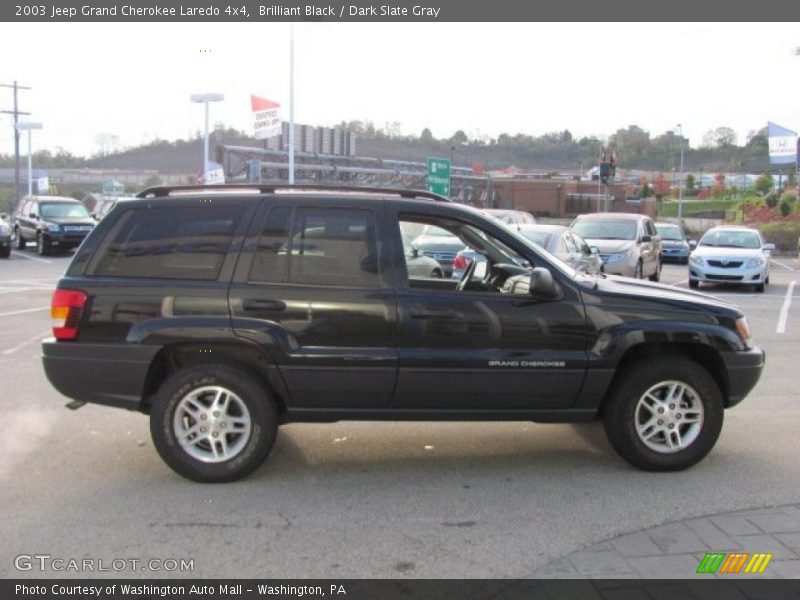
[136,183,452,203]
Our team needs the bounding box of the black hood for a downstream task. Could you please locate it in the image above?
[587,274,742,319]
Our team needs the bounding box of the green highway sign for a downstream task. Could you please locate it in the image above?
[427,157,451,197]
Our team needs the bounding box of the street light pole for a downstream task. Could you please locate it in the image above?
[677,123,685,221]
[190,93,224,181]
[17,122,42,195]
[288,23,295,184]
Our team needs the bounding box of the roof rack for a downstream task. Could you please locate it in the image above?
[136,183,452,203]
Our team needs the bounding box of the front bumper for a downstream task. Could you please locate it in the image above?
[722,347,765,407]
[662,246,690,262]
[43,231,91,249]
[690,262,766,285]
[600,258,637,277]
[42,339,159,411]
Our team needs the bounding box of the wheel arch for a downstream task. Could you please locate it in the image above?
[601,341,730,411]
[140,341,290,416]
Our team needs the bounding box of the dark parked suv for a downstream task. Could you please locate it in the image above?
[14,195,95,255]
[43,185,765,482]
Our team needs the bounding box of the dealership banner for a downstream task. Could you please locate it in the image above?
[251,95,281,140]
[768,122,798,165]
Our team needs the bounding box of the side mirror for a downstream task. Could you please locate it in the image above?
[640,234,652,243]
[30,213,38,219]
[589,246,600,255]
[0,212,7,220]
[411,247,420,258]
[529,267,560,299]
[763,243,775,252]
[688,239,697,249]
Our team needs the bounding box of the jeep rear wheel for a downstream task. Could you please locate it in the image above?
[602,356,723,471]
[150,364,278,482]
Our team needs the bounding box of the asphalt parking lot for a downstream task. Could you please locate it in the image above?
[1,249,799,579]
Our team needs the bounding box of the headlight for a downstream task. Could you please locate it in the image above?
[46,223,60,233]
[689,255,704,266]
[735,317,751,346]
[607,250,632,263]
[745,257,764,268]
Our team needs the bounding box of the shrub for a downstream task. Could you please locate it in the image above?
[765,192,779,208]
[760,221,800,251]
[779,199,793,217]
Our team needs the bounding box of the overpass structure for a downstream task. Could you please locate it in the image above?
[216,144,494,205]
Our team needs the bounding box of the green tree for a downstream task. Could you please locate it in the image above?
[754,172,774,195]
[420,128,434,144]
[685,174,696,195]
[450,130,468,145]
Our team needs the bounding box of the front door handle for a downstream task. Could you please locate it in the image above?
[242,298,287,312]
[410,308,457,320]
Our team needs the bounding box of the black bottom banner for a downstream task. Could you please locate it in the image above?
[4,579,800,600]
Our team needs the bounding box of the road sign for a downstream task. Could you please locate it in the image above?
[427,157,451,197]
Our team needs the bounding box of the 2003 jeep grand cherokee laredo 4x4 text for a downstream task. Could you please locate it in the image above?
[42,185,764,482]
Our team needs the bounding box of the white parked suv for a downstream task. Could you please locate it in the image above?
[689,226,774,293]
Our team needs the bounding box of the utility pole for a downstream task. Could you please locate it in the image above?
[1,81,32,204]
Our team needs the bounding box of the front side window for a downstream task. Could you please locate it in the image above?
[250,206,380,288]
[92,205,244,280]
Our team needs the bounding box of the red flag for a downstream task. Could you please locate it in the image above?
[250,95,280,112]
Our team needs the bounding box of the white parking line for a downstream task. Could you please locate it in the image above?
[0,287,52,295]
[0,306,49,318]
[776,281,796,334]
[772,259,796,272]
[10,251,51,264]
[2,330,50,355]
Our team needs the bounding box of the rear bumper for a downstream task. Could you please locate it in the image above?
[722,347,765,407]
[42,339,159,411]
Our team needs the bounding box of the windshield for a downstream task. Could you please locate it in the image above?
[520,231,552,248]
[699,229,761,249]
[656,225,684,241]
[40,202,90,219]
[572,219,637,241]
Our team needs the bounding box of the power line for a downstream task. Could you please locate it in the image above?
[0,81,32,203]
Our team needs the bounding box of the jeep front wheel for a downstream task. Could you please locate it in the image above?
[602,356,724,471]
[150,364,278,482]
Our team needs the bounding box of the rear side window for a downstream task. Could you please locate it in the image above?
[249,206,380,288]
[92,205,244,280]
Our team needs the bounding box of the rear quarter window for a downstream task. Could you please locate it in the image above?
[90,205,244,280]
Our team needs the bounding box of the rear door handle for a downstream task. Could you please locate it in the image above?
[410,308,457,320]
[242,299,287,311]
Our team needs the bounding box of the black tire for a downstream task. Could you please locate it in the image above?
[0,245,9,259]
[689,279,699,289]
[634,261,643,279]
[430,268,443,278]
[36,232,48,256]
[602,355,724,471]
[150,364,278,482]
[755,282,765,293]
[16,230,25,250]
[648,258,661,282]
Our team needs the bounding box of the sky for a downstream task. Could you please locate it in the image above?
[0,22,798,158]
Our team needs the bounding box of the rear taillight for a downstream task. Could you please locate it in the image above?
[453,253,472,271]
[51,289,87,340]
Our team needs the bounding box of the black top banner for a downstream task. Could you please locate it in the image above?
[3,0,800,21]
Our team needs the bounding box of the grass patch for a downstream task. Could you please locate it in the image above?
[657,198,741,218]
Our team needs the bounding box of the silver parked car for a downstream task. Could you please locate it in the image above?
[571,213,662,280]
[403,239,445,278]
[689,226,774,293]
[451,223,602,279]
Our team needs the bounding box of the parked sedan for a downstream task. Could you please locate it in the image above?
[452,224,602,279]
[410,225,465,277]
[656,222,693,264]
[0,213,11,258]
[404,239,444,278]
[689,226,774,293]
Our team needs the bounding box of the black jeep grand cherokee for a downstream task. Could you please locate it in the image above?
[42,185,764,482]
